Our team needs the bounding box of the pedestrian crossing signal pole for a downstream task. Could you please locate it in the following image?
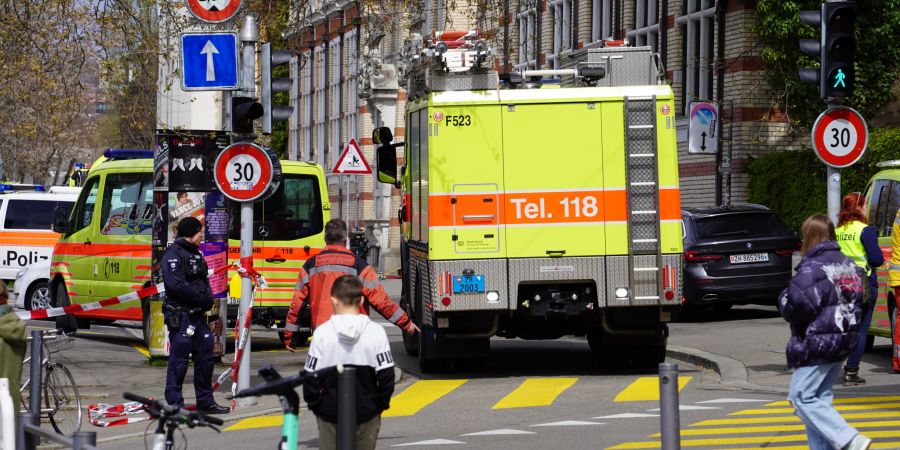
[236,15,258,408]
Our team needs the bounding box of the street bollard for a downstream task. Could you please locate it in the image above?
[16,412,37,450]
[659,362,681,450]
[71,430,97,450]
[337,367,357,450]
[29,330,42,418]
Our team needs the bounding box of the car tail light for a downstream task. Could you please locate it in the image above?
[775,242,801,256]
[684,250,722,262]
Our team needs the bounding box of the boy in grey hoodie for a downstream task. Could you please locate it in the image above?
[303,275,395,450]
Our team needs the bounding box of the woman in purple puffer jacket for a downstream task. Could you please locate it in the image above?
[778,214,870,450]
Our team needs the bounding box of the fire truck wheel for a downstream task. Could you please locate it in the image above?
[417,325,450,373]
[633,344,666,370]
[54,283,78,334]
[864,334,875,352]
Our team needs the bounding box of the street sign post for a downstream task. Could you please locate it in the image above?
[186,0,242,24]
[213,142,280,408]
[688,102,719,155]
[181,32,239,91]
[811,106,868,225]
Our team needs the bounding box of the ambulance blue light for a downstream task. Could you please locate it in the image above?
[103,149,154,159]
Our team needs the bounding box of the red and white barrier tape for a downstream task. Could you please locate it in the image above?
[87,401,150,427]
[17,284,162,321]
[18,267,226,321]
[211,257,259,399]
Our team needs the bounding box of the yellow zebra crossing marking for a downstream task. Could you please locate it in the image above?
[732,402,900,415]
[609,395,900,449]
[225,414,284,431]
[382,380,467,418]
[652,420,900,437]
[766,395,900,406]
[609,430,900,449]
[614,376,692,402]
[492,378,578,409]
[131,343,150,357]
[692,411,900,426]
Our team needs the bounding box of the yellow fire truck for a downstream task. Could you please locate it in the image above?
[376,37,682,371]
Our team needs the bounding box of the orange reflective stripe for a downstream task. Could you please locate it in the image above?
[227,246,322,261]
[54,242,151,257]
[0,231,60,239]
[428,188,682,227]
[659,187,681,221]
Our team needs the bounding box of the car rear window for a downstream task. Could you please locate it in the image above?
[5,199,75,230]
[694,213,792,239]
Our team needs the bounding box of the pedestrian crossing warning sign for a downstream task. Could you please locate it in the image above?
[332,139,372,174]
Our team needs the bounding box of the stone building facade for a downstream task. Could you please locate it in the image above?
[285,0,799,271]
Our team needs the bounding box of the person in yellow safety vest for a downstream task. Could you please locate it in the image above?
[835,192,885,384]
[888,206,900,373]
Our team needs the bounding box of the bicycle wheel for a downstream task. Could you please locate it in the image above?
[44,363,82,436]
[19,372,31,413]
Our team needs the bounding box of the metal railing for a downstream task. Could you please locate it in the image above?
[14,330,97,450]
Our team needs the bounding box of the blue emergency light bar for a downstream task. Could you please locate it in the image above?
[103,149,154,159]
[0,183,45,192]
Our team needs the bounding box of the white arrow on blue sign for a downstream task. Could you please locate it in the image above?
[181,32,239,91]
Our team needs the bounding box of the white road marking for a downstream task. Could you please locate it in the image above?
[593,413,659,419]
[461,429,536,436]
[647,405,720,412]
[695,398,769,404]
[530,420,604,427]
[393,439,466,446]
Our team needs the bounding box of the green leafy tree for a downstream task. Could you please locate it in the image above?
[755,0,900,128]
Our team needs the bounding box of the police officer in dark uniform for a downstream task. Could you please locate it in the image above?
[161,217,229,414]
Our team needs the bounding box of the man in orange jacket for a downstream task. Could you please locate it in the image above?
[283,219,418,351]
[888,209,900,372]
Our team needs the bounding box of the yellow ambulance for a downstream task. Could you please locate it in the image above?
[50,149,329,344]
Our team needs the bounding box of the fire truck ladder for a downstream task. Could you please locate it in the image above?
[623,96,663,304]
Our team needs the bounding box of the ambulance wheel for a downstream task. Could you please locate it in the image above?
[54,284,77,334]
[141,298,150,347]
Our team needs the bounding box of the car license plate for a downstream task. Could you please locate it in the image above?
[729,253,769,264]
[452,275,485,294]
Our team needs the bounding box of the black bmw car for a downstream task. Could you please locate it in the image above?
[681,204,800,310]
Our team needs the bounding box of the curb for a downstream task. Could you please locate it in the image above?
[666,345,788,394]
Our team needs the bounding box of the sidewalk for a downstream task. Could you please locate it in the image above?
[667,305,897,394]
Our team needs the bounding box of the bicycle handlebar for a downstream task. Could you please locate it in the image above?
[232,364,343,399]
[122,392,224,427]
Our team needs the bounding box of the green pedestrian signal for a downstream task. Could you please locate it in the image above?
[833,69,846,88]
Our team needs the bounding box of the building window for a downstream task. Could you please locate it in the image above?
[301,51,313,161]
[314,45,326,167]
[627,0,659,52]
[329,37,342,166]
[548,0,573,69]
[592,0,612,42]
[346,29,359,143]
[676,0,716,112]
[516,5,537,70]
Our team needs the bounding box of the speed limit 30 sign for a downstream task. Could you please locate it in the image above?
[812,106,868,169]
[214,142,281,202]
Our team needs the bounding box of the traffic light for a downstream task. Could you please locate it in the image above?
[232,96,263,135]
[799,1,857,99]
[261,43,296,135]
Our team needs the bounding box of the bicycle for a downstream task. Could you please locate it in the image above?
[19,329,82,436]
[232,363,340,450]
[122,392,224,450]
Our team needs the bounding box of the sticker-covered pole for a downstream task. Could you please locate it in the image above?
[828,166,840,226]
[236,200,255,407]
